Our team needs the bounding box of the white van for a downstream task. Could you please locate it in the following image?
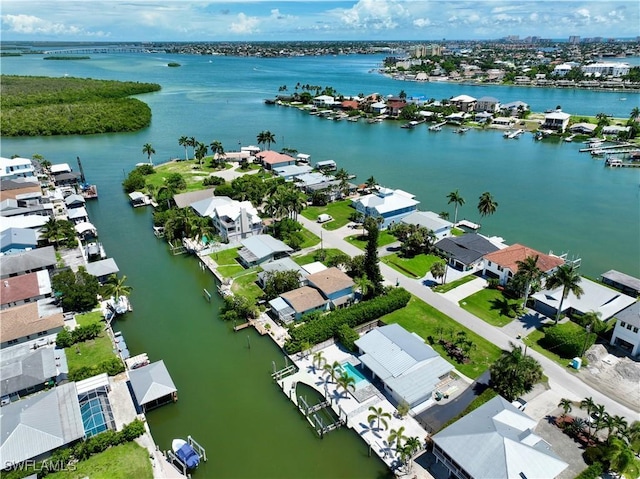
[317,214,332,223]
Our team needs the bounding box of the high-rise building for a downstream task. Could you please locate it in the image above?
[569,36,580,44]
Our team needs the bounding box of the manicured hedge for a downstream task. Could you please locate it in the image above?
[284,287,411,353]
[540,321,596,358]
[68,357,125,381]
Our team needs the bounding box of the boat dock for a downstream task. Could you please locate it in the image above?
[456,219,481,230]
[429,121,446,131]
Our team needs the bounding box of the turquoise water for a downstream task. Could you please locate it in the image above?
[341,363,367,385]
[80,397,108,437]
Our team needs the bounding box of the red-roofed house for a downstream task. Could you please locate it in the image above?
[256,151,296,170]
[340,100,359,110]
[0,271,53,309]
[483,244,565,285]
[387,100,407,116]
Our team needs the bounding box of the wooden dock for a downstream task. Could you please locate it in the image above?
[233,322,251,331]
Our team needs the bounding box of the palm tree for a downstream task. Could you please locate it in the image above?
[580,397,596,436]
[388,426,407,450]
[257,130,276,150]
[336,371,356,396]
[605,414,628,442]
[515,255,542,306]
[195,142,208,165]
[178,136,189,161]
[40,217,63,247]
[209,140,225,168]
[365,176,377,191]
[323,361,341,384]
[545,265,584,324]
[489,342,543,401]
[311,351,326,372]
[477,191,498,218]
[102,274,133,299]
[630,107,640,122]
[400,436,422,471]
[558,398,573,419]
[367,406,391,432]
[446,189,465,224]
[354,275,373,300]
[430,260,447,285]
[334,168,350,198]
[189,136,197,159]
[142,143,155,163]
[591,403,607,439]
[438,211,449,220]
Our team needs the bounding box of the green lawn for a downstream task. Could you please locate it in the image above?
[381,296,502,379]
[66,333,117,375]
[217,264,244,278]
[524,325,583,371]
[345,231,397,250]
[210,247,240,265]
[231,271,264,303]
[459,288,521,327]
[381,253,441,279]
[451,227,465,237]
[299,228,321,249]
[47,442,152,479]
[292,248,345,266]
[75,311,104,327]
[143,159,227,192]
[432,274,477,293]
[301,200,355,230]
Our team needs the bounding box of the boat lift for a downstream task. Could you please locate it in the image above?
[165,436,207,477]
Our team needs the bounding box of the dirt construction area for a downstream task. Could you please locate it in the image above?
[580,344,640,412]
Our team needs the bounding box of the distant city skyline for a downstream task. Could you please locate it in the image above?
[1,1,638,43]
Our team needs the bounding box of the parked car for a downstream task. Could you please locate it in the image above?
[511,397,527,411]
[317,214,332,223]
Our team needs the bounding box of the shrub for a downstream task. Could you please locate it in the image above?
[487,278,500,289]
[575,463,603,479]
[68,357,124,381]
[336,324,359,352]
[55,327,73,348]
[541,322,596,358]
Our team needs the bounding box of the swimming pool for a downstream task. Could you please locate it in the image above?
[78,391,115,437]
[340,363,367,385]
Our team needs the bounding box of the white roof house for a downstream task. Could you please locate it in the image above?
[532,276,636,321]
[191,195,262,243]
[0,157,35,180]
[432,395,568,479]
[542,110,571,132]
[237,234,293,267]
[128,360,177,412]
[401,211,453,239]
[352,187,419,229]
[0,383,84,467]
[354,324,453,409]
[49,163,72,174]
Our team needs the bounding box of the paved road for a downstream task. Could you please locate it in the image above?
[298,216,639,423]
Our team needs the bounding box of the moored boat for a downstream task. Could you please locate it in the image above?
[172,438,200,469]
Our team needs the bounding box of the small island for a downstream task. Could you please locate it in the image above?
[44,56,90,60]
[167,62,181,67]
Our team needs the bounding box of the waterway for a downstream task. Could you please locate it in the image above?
[1,51,639,477]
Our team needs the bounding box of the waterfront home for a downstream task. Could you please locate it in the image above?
[0,347,58,398]
[256,151,296,170]
[401,211,453,240]
[128,360,178,412]
[601,270,640,298]
[386,99,407,117]
[570,123,597,135]
[474,111,494,123]
[434,233,500,271]
[0,270,53,309]
[1,227,38,254]
[449,94,477,112]
[492,117,516,128]
[602,125,631,136]
[313,95,336,107]
[85,258,120,284]
[64,194,86,209]
[74,221,98,241]
[541,110,571,133]
[474,96,500,113]
[500,101,529,117]
[532,276,636,322]
[0,245,56,279]
[432,395,568,479]
[258,257,307,289]
[370,101,387,115]
[582,62,631,78]
[483,244,565,286]
[269,286,328,324]
[305,267,354,309]
[352,187,419,230]
[609,302,640,356]
[294,172,333,190]
[552,62,579,77]
[445,112,467,124]
[339,99,359,111]
[0,178,42,203]
[0,383,85,468]
[354,323,454,410]
[273,164,313,181]
[191,195,262,243]
[0,197,47,219]
[0,302,64,348]
[67,206,89,224]
[315,159,337,172]
[173,189,214,209]
[237,234,293,268]
[0,157,35,181]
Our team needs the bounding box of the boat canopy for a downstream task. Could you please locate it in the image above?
[75,222,97,235]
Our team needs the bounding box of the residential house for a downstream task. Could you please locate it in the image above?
[0,383,84,467]
[602,125,631,136]
[449,95,477,112]
[74,221,98,241]
[609,302,640,356]
[0,178,42,203]
[474,96,500,113]
[256,151,297,171]
[542,110,571,133]
[269,286,328,324]
[173,189,215,209]
[1,227,38,255]
[273,164,313,181]
[582,62,630,77]
[352,187,419,229]
[191,195,262,243]
[432,395,568,479]
[64,194,85,210]
[474,111,494,123]
[0,246,57,279]
[0,270,53,309]
[370,102,387,115]
[532,276,636,321]
[315,160,337,172]
[386,100,407,117]
[67,206,89,224]
[483,244,565,286]
[237,234,293,268]
[340,99,359,111]
[0,157,35,181]
[492,117,516,127]
[354,324,454,409]
[128,360,178,412]
[0,302,64,348]
[435,234,500,271]
[601,270,640,298]
[258,257,307,289]
[305,267,354,309]
[401,211,453,240]
[570,123,597,135]
[0,347,58,398]
[85,258,120,284]
[500,101,529,117]
[313,95,336,107]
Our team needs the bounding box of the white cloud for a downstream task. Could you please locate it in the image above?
[333,0,408,31]
[413,18,431,28]
[1,13,108,37]
[229,12,259,34]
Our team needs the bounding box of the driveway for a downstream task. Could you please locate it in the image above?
[440,276,487,303]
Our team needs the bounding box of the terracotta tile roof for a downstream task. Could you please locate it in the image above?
[0,272,40,305]
[256,151,295,166]
[0,303,64,343]
[306,267,354,296]
[484,244,564,273]
[281,286,327,313]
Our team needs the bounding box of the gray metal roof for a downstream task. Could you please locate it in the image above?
[602,270,640,292]
[85,258,119,278]
[615,302,640,328]
[433,396,567,479]
[240,235,292,263]
[0,383,84,467]
[1,227,38,250]
[0,246,56,278]
[128,360,177,406]
[0,348,57,396]
[401,211,452,232]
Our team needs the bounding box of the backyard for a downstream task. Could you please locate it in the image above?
[345,230,397,250]
[144,158,234,192]
[65,312,116,373]
[381,253,442,279]
[382,296,502,379]
[301,200,355,230]
[459,288,522,327]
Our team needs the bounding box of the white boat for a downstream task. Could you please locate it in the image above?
[172,439,200,469]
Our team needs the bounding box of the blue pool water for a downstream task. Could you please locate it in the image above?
[341,363,367,384]
[80,397,108,437]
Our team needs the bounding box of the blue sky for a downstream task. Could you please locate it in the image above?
[2,1,638,42]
